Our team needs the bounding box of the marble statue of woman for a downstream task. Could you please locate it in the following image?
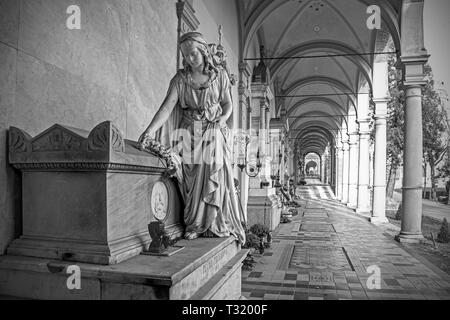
[138,32,246,245]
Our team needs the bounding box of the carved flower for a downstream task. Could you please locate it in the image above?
[142,138,177,176]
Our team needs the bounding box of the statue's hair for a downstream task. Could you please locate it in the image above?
[180,39,218,76]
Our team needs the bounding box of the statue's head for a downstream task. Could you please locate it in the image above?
[180,32,216,74]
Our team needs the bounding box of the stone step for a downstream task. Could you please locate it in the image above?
[190,249,248,300]
[0,237,243,300]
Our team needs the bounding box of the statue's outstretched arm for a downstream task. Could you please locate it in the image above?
[139,84,179,148]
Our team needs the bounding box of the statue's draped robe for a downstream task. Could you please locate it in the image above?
[156,68,246,245]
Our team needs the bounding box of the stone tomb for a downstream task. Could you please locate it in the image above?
[7,121,184,265]
[247,186,281,232]
[1,121,247,299]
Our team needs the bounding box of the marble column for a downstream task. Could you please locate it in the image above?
[347,133,359,208]
[266,107,271,159]
[293,152,298,185]
[396,82,427,242]
[341,139,350,204]
[260,102,266,157]
[330,148,337,195]
[335,146,343,200]
[396,0,428,240]
[356,118,371,213]
[370,97,388,223]
[238,62,252,219]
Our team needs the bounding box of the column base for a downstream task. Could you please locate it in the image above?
[340,199,348,205]
[347,203,357,209]
[394,233,424,244]
[369,216,389,224]
[356,207,370,214]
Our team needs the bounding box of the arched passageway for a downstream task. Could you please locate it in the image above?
[238,0,429,243]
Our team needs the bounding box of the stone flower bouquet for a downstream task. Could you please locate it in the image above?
[139,138,182,183]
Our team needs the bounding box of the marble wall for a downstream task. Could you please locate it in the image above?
[0,0,178,253]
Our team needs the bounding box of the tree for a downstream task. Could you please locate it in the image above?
[437,218,449,243]
[384,59,448,201]
[438,145,450,203]
[386,53,405,199]
[422,64,448,201]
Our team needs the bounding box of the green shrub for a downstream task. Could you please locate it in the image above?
[249,223,270,237]
[242,252,256,271]
[437,218,450,243]
[243,232,260,250]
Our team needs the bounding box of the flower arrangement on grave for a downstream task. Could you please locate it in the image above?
[140,138,181,180]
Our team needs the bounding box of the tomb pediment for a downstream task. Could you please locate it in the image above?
[9,121,164,172]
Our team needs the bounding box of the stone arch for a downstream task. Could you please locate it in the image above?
[243,0,401,60]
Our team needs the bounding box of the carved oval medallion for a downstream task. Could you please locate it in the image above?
[151,181,169,222]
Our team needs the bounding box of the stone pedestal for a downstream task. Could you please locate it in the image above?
[0,237,247,300]
[247,187,281,231]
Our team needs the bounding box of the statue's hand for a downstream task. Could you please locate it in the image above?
[216,115,228,128]
[138,131,152,151]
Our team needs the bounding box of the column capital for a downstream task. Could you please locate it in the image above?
[358,118,371,135]
[400,54,429,65]
[372,98,388,121]
[404,81,427,89]
[359,131,371,138]
[372,97,389,104]
[357,117,371,124]
[404,82,426,90]
[342,142,350,151]
[373,113,387,122]
[400,54,430,87]
[348,134,359,145]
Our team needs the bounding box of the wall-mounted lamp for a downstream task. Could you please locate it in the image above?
[237,136,262,178]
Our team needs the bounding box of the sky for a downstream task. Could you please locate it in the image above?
[424,0,450,105]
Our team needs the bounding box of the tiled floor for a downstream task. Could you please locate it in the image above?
[241,186,450,300]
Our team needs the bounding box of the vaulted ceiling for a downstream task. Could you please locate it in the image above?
[237,0,402,156]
